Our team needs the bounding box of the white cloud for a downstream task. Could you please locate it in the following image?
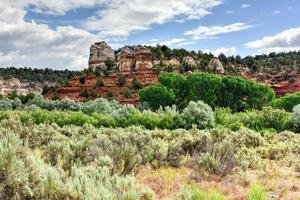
[241,4,251,8]
[245,27,300,53]
[143,38,194,47]
[0,2,101,70]
[184,23,253,40]
[204,47,237,56]
[83,0,223,37]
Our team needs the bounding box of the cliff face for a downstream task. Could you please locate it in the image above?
[0,78,43,96]
[89,42,116,71]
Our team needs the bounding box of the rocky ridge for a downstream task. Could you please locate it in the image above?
[46,42,300,104]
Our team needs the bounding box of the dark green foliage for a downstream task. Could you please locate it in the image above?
[42,84,54,95]
[95,77,104,87]
[116,75,126,86]
[123,88,132,98]
[51,92,61,100]
[107,90,114,97]
[79,76,86,84]
[104,60,115,71]
[0,67,81,83]
[215,107,292,132]
[90,91,98,98]
[147,72,275,112]
[131,78,142,90]
[94,67,102,76]
[272,92,300,111]
[139,84,175,110]
[80,89,89,98]
[159,73,189,109]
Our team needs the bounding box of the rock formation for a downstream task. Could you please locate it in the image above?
[208,58,225,74]
[117,45,153,73]
[183,56,196,66]
[89,42,116,71]
[163,58,180,66]
[117,47,136,72]
[134,46,153,70]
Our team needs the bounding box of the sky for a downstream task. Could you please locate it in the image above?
[0,0,300,70]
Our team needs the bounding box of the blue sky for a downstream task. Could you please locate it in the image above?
[0,0,300,69]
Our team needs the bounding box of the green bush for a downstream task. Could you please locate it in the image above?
[139,84,175,110]
[292,104,300,132]
[176,184,225,200]
[0,133,154,200]
[246,184,266,200]
[107,90,114,97]
[181,101,215,129]
[79,76,86,84]
[199,139,238,177]
[272,92,300,111]
[146,72,275,112]
[131,78,142,90]
[215,107,292,132]
[80,88,89,98]
[117,75,127,86]
[95,77,104,87]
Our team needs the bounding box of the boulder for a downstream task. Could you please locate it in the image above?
[118,47,136,72]
[208,58,225,74]
[89,41,116,71]
[163,58,180,66]
[183,56,196,66]
[134,46,153,70]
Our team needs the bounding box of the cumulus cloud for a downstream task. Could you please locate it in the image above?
[204,47,237,56]
[143,38,194,47]
[0,2,100,70]
[184,23,253,40]
[245,27,300,53]
[83,0,223,37]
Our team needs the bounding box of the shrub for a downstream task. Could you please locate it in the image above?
[292,104,300,132]
[79,76,86,84]
[246,184,266,200]
[176,184,226,200]
[215,107,292,132]
[42,84,54,95]
[116,75,127,86]
[96,77,104,87]
[139,84,175,110]
[131,78,142,90]
[181,101,215,129]
[104,59,115,71]
[123,88,132,98]
[272,92,300,111]
[80,89,89,98]
[199,139,238,177]
[107,90,114,97]
[52,92,61,100]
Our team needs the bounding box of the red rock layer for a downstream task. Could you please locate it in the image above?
[47,68,158,105]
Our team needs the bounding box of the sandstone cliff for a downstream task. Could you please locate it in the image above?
[0,77,43,96]
[89,42,116,71]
